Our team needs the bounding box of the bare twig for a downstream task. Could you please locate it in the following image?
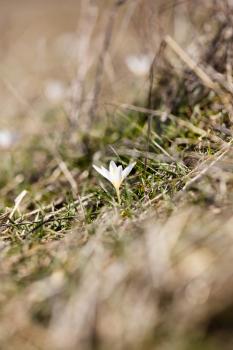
[145,41,166,167]
[89,1,121,122]
[164,35,219,91]
[57,159,78,196]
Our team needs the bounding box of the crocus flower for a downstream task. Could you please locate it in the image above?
[93,160,136,203]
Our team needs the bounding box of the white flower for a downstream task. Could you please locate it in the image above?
[125,54,153,76]
[0,130,19,149]
[93,160,136,203]
[44,80,65,103]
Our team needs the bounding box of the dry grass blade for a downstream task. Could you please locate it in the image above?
[182,139,233,191]
[164,35,219,91]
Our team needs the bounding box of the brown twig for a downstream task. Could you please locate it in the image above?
[89,1,121,122]
[164,35,219,91]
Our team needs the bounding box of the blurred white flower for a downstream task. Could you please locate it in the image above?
[125,54,153,76]
[93,160,136,204]
[44,80,65,103]
[0,130,19,149]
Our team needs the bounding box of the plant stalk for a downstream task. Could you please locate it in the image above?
[116,187,121,204]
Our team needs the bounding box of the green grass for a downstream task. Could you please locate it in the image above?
[1,97,231,248]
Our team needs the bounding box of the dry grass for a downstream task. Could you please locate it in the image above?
[0,0,233,349]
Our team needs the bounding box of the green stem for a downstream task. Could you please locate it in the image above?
[116,187,121,205]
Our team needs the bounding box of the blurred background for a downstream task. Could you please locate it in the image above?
[0,0,206,135]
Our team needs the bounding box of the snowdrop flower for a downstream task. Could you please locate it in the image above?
[93,161,136,204]
[125,54,153,76]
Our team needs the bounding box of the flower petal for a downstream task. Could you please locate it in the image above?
[101,166,111,180]
[109,161,118,184]
[117,165,123,184]
[122,162,136,180]
[109,160,117,173]
[111,165,122,190]
[93,164,111,182]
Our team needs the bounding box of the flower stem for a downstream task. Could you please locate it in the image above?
[116,188,121,204]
